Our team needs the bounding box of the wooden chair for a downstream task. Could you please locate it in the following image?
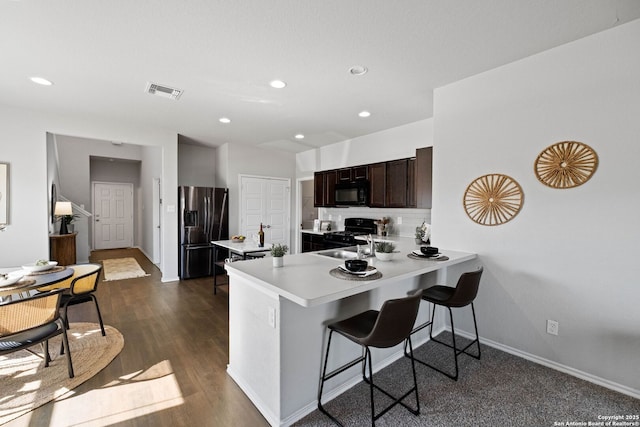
[40,264,105,337]
[0,289,74,378]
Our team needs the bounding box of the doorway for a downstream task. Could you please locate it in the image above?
[92,182,134,250]
[239,175,290,246]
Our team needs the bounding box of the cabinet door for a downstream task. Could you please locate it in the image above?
[324,170,337,206]
[407,157,417,208]
[386,159,408,208]
[416,147,433,209]
[314,172,325,207]
[369,162,386,207]
[337,168,352,182]
[353,165,368,180]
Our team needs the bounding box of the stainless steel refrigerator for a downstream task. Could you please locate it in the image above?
[178,186,229,279]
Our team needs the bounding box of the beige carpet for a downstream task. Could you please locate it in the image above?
[0,322,124,425]
[102,257,149,281]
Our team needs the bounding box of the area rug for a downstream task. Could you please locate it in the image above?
[0,322,124,425]
[102,257,149,281]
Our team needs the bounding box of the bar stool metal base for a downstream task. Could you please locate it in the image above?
[405,302,481,381]
[318,329,420,426]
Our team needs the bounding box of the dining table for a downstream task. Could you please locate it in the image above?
[211,240,272,294]
[0,266,75,300]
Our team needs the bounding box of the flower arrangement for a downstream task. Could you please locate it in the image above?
[270,243,289,257]
[416,221,431,243]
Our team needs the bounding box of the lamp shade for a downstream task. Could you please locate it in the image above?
[54,201,73,216]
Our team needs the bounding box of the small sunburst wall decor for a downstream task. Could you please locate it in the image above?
[463,174,524,226]
[534,141,598,189]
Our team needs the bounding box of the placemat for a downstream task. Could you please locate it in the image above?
[0,279,36,293]
[25,266,67,276]
[329,267,382,281]
[407,253,449,261]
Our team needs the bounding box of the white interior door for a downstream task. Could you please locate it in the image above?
[92,182,134,250]
[240,176,290,247]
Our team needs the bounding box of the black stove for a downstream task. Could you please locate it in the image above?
[323,218,377,247]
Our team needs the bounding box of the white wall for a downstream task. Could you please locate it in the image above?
[0,104,179,280]
[219,143,296,239]
[296,119,433,238]
[434,19,640,394]
[178,142,216,187]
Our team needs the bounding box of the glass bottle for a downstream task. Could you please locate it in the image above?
[258,223,265,247]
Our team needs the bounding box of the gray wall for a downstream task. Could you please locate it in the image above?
[178,142,216,187]
[434,19,640,395]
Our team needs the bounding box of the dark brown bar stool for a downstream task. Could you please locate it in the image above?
[318,290,422,426]
[406,267,483,380]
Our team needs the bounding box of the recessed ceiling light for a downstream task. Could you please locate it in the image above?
[269,80,287,89]
[349,66,368,76]
[30,77,53,86]
[294,134,305,140]
[358,111,371,118]
[219,117,231,124]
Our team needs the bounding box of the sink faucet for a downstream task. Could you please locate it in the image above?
[366,234,374,255]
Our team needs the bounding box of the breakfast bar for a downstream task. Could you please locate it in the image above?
[224,238,477,426]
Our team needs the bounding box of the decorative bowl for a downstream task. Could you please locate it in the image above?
[231,235,246,243]
[420,246,439,256]
[344,259,368,272]
[375,251,395,261]
[21,261,58,273]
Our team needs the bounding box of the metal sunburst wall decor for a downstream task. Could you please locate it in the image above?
[534,141,598,189]
[463,174,524,226]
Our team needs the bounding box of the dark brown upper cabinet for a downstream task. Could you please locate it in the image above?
[337,165,369,182]
[314,170,337,207]
[385,159,409,208]
[415,147,433,209]
[368,162,387,207]
[407,157,417,208]
[313,146,431,209]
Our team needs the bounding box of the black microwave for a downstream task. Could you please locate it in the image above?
[335,181,369,206]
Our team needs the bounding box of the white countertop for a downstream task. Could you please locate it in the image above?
[225,238,476,307]
[300,229,325,235]
[212,240,272,253]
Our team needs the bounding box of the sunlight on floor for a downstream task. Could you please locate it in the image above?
[48,360,184,426]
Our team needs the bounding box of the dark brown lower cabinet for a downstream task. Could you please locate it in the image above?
[49,232,77,266]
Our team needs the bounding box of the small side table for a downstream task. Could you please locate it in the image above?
[49,232,77,266]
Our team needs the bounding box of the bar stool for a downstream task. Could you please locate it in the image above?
[318,290,422,426]
[407,267,483,380]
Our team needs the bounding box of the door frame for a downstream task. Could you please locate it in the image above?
[295,175,314,254]
[91,181,134,250]
[239,174,291,248]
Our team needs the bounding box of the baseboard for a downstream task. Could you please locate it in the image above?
[280,330,442,427]
[453,329,640,400]
[227,365,280,427]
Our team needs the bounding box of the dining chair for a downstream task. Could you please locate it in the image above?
[40,263,105,337]
[406,267,483,380]
[0,289,74,378]
[318,290,422,426]
[61,264,105,336]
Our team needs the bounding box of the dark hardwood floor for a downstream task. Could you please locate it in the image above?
[8,248,269,427]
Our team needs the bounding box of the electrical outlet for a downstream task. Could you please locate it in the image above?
[547,319,559,336]
[268,307,276,328]
[397,216,403,224]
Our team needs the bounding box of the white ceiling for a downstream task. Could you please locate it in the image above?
[2,1,639,153]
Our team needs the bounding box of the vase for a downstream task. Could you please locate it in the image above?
[273,257,284,268]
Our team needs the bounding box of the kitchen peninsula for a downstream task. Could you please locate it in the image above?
[224,238,477,426]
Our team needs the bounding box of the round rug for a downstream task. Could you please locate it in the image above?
[0,322,124,425]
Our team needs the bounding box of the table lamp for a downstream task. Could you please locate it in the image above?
[54,201,73,235]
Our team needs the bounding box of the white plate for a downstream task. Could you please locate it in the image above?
[412,250,440,258]
[0,271,25,287]
[21,261,58,273]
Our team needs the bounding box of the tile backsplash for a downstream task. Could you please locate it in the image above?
[317,207,431,237]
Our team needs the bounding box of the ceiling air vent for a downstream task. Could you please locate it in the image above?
[145,82,183,100]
